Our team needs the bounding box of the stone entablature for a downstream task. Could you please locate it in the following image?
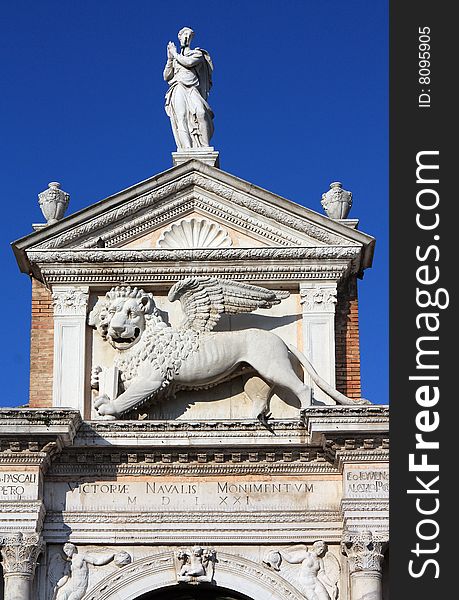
[0,407,388,600]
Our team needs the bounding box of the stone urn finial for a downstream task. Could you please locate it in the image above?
[321,181,353,219]
[38,181,70,225]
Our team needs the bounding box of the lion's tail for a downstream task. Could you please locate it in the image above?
[286,344,370,406]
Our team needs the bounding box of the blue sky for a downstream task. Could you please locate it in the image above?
[0,0,388,406]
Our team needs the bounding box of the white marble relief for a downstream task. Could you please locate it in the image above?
[264,541,340,600]
[176,546,217,583]
[157,217,232,249]
[51,543,131,600]
[88,279,367,421]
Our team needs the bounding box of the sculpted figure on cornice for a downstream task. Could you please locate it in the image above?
[263,541,340,600]
[50,543,131,600]
[164,27,214,149]
[88,278,368,422]
[176,546,217,583]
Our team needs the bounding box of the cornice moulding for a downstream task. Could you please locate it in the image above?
[45,509,342,524]
[12,163,375,275]
[39,264,351,287]
[27,246,361,263]
[72,419,311,447]
[0,409,82,445]
[49,462,339,476]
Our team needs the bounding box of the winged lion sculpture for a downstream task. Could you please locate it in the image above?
[88,277,367,420]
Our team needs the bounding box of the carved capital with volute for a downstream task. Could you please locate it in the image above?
[341,531,386,573]
[52,285,90,317]
[0,532,43,577]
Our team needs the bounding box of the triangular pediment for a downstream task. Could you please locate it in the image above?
[12,160,375,272]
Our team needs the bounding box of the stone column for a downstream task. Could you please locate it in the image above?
[341,531,385,600]
[52,285,90,413]
[1,533,43,600]
[299,282,337,404]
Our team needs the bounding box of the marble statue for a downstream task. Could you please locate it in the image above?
[263,542,340,600]
[163,27,214,149]
[177,546,217,583]
[51,543,131,600]
[89,279,367,421]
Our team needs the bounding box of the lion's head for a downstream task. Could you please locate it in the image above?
[88,286,157,350]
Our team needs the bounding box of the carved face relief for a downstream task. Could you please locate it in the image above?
[88,287,156,351]
[63,543,77,558]
[312,540,327,557]
[178,27,194,48]
[104,297,149,350]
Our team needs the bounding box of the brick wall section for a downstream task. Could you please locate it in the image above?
[335,276,361,399]
[29,279,54,407]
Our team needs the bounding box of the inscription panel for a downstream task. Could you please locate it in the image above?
[45,476,341,512]
[0,472,39,500]
[343,465,389,498]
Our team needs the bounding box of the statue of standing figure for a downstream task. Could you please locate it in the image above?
[52,543,131,600]
[163,27,214,150]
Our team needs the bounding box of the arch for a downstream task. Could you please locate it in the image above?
[136,583,254,599]
[82,551,304,600]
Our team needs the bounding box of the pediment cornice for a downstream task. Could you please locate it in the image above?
[12,161,375,275]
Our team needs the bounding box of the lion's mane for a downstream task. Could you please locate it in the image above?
[115,322,200,389]
[90,286,200,392]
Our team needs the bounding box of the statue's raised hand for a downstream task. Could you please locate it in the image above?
[167,41,177,59]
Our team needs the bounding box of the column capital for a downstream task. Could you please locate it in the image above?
[299,282,337,312]
[52,285,90,316]
[0,532,43,576]
[341,530,387,573]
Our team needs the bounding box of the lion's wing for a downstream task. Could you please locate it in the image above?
[168,277,289,332]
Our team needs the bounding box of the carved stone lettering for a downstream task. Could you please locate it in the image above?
[45,478,341,512]
[0,472,38,500]
[344,468,389,498]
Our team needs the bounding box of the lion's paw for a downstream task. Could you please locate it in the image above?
[94,396,121,420]
[94,393,110,409]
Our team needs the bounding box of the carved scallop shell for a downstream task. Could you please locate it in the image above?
[157,218,232,249]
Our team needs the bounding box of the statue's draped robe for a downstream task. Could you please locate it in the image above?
[164,48,214,148]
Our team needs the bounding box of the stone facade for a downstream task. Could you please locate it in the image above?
[3,155,388,600]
